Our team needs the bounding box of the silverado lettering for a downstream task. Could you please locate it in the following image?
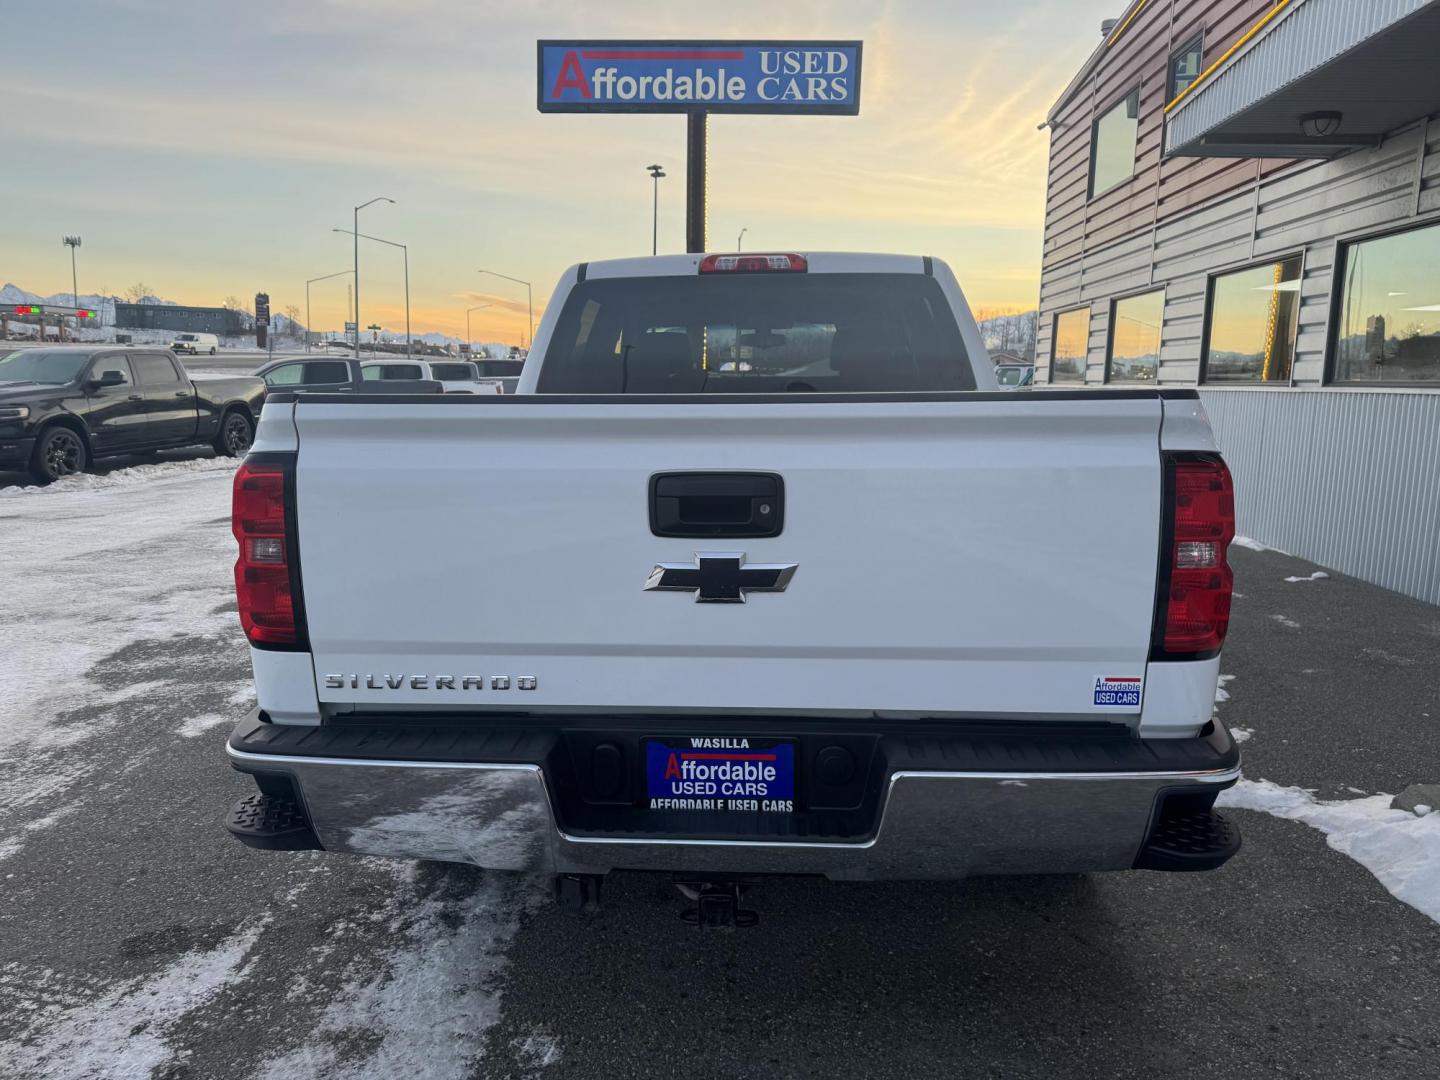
[325,674,538,690]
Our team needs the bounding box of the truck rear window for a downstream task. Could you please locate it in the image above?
[537,273,974,393]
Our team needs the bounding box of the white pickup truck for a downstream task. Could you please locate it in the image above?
[225,252,1241,923]
[359,358,504,394]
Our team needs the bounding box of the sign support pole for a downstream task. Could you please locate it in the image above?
[686,111,707,253]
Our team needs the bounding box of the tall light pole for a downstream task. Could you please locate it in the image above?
[477,269,533,351]
[466,303,493,355]
[305,270,353,353]
[62,236,82,307]
[335,228,409,357]
[646,164,665,255]
[353,196,394,357]
[737,227,747,252]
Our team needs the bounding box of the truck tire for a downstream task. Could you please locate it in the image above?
[30,426,89,484]
[215,410,254,457]
[210,347,217,355]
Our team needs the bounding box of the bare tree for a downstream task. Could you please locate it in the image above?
[222,295,245,313]
[283,304,301,335]
[122,282,153,304]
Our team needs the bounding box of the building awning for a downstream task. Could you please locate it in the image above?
[1165,0,1440,158]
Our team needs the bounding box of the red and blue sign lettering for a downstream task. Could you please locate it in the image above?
[538,40,862,115]
[646,740,795,806]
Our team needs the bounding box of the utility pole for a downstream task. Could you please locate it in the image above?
[62,236,82,307]
[477,269,534,351]
[647,164,665,255]
[352,196,395,358]
[466,303,493,354]
[737,227,747,252]
[305,270,352,354]
[334,228,409,357]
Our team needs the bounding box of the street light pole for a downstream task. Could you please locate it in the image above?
[352,196,394,357]
[334,227,407,357]
[646,164,665,255]
[62,236,82,307]
[737,227,747,252]
[305,270,353,353]
[476,269,533,351]
[466,303,493,354]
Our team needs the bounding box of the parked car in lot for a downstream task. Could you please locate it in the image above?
[473,358,525,394]
[255,356,447,396]
[255,357,360,393]
[360,358,503,394]
[172,332,220,356]
[225,252,1240,924]
[0,346,265,482]
[995,362,1035,388]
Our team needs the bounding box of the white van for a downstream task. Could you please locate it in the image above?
[173,332,219,355]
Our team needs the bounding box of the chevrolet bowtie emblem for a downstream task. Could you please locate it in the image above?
[645,551,798,603]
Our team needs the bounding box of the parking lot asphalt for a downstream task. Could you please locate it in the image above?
[1,460,1437,1080]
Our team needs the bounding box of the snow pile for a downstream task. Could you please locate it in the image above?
[1231,535,1285,553]
[0,460,241,860]
[255,867,545,1079]
[1219,780,1440,924]
[1230,726,1253,743]
[1214,674,1235,703]
[173,712,233,738]
[0,455,235,498]
[4,920,268,1079]
[1285,571,1330,583]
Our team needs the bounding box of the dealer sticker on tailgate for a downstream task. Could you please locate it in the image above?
[1093,675,1144,709]
[645,737,795,813]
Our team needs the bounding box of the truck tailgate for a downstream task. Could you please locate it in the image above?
[291,396,1164,719]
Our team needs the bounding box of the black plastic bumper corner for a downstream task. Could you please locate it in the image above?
[225,792,322,852]
[1134,805,1241,872]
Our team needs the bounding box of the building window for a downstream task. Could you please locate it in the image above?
[1334,222,1440,384]
[1168,35,1204,101]
[1107,290,1164,383]
[1051,307,1089,383]
[1090,87,1140,199]
[1202,256,1302,383]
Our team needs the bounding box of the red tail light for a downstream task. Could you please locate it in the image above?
[233,456,305,648]
[1153,455,1235,659]
[699,253,807,273]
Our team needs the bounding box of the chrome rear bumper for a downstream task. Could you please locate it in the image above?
[226,720,1241,880]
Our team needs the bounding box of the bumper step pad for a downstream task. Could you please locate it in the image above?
[226,793,322,852]
[1135,808,1240,872]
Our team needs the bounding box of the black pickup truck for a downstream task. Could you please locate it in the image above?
[0,346,267,483]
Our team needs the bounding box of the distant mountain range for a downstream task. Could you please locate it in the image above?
[0,283,177,309]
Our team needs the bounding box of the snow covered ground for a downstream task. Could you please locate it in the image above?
[0,459,553,1078]
[0,458,243,840]
[1219,781,1440,923]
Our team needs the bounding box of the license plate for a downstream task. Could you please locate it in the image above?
[645,738,795,813]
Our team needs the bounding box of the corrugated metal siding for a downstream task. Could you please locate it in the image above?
[1036,118,1437,385]
[1167,0,1434,152]
[1041,0,1281,274]
[1202,389,1440,604]
[1036,1,1440,605]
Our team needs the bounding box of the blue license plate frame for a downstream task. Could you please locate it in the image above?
[644,738,795,813]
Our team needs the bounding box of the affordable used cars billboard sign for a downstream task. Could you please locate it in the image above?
[537,40,862,114]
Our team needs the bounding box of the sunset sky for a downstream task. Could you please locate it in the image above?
[3,1,1112,344]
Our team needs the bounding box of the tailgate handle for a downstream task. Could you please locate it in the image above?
[649,473,784,538]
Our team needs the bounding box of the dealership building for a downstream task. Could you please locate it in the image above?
[1037,0,1440,603]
